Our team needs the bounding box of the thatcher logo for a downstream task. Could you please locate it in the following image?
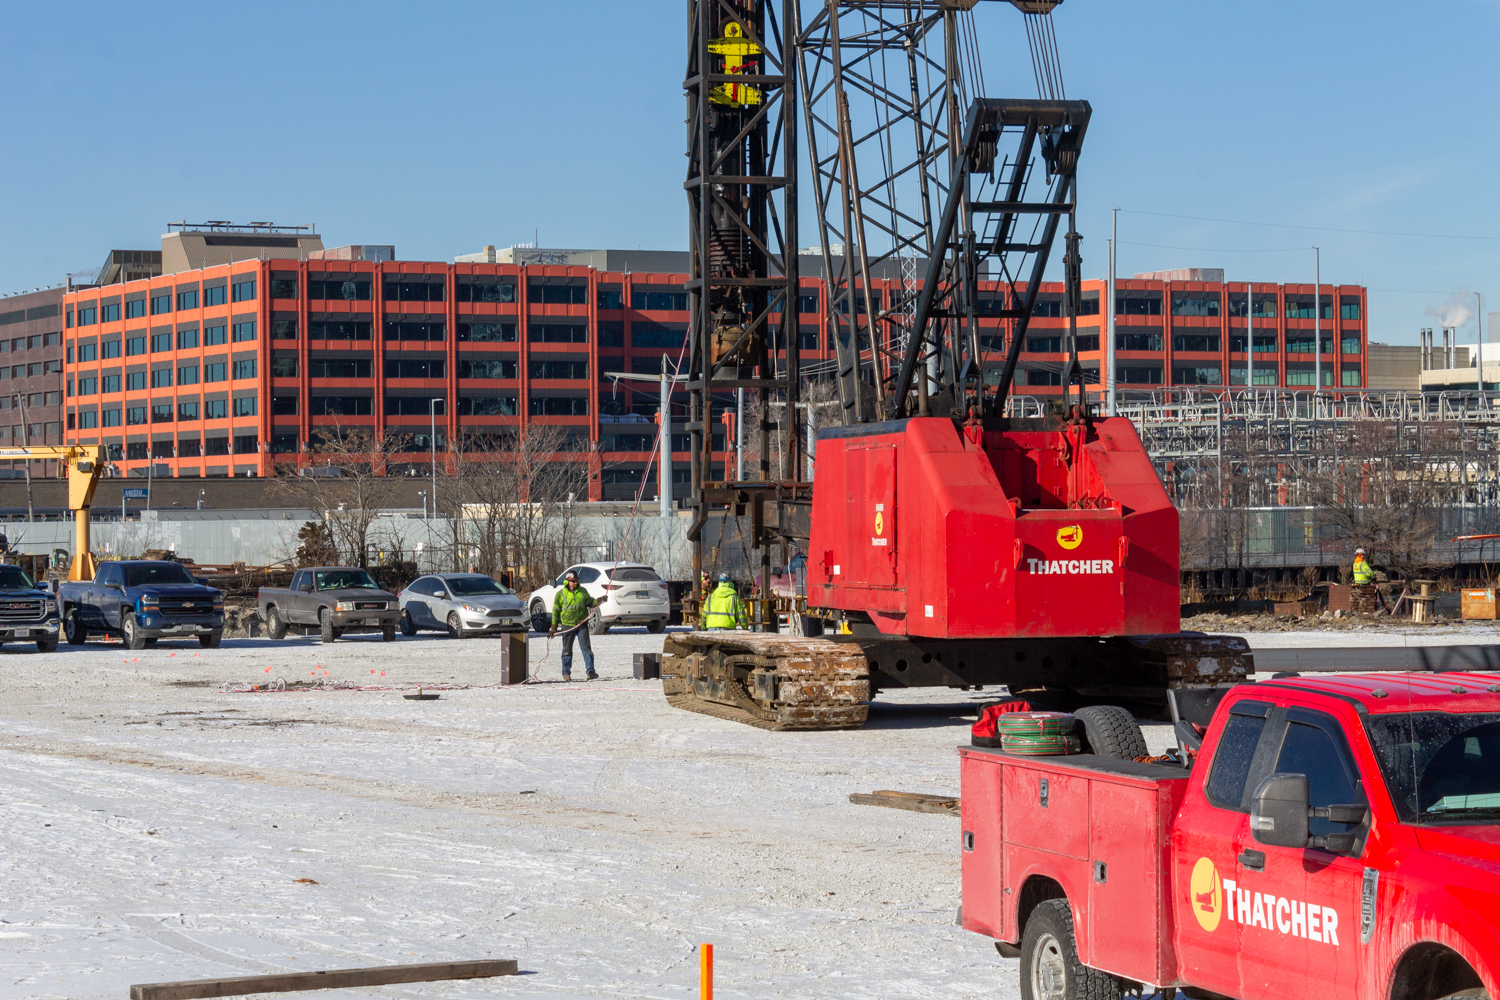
[874,510,884,536]
[1056,525,1083,550]
[1190,857,1223,932]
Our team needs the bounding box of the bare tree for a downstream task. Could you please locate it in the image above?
[270,424,414,568]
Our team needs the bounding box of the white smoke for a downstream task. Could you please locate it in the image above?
[1426,290,1475,331]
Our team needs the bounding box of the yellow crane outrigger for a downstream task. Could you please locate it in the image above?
[0,446,105,581]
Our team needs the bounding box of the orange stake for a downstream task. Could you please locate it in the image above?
[700,943,713,1000]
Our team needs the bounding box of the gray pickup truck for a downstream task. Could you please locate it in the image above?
[258,567,400,643]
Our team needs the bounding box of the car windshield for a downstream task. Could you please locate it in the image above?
[316,570,380,591]
[1365,712,1500,824]
[609,567,662,583]
[446,576,509,596]
[0,566,36,589]
[123,563,197,587]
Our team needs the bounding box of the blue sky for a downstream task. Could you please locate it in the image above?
[2,1,1497,345]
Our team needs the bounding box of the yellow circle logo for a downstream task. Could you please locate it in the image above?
[1189,857,1222,932]
[874,510,884,536]
[1056,525,1083,550]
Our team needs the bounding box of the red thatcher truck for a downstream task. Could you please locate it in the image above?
[959,673,1500,1000]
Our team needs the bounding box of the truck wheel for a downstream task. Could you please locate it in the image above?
[123,612,147,651]
[446,612,466,639]
[1073,705,1149,760]
[399,610,417,636]
[587,607,610,635]
[1019,899,1116,1000]
[199,630,223,649]
[382,620,397,642]
[319,608,336,644]
[265,607,288,641]
[646,618,666,634]
[36,635,58,653]
[64,610,87,646]
[529,601,549,633]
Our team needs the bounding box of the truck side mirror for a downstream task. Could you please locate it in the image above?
[299,582,314,593]
[1250,773,1310,849]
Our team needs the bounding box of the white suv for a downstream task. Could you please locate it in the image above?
[528,562,670,635]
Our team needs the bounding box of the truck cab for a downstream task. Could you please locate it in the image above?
[960,674,1500,1000]
[0,563,60,651]
[58,560,225,650]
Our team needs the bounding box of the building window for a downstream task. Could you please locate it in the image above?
[1027,337,1062,353]
[233,434,258,454]
[799,293,820,314]
[309,396,373,416]
[177,329,198,350]
[528,323,587,344]
[100,303,121,323]
[205,363,228,383]
[125,371,147,391]
[204,325,227,345]
[1341,366,1361,386]
[1171,295,1220,317]
[66,413,74,430]
[44,360,60,375]
[178,365,199,385]
[455,280,515,303]
[1172,334,1220,353]
[597,289,623,310]
[102,408,121,427]
[271,433,298,454]
[79,410,98,429]
[382,396,442,416]
[151,403,173,423]
[383,321,445,342]
[126,405,147,425]
[383,281,445,302]
[1285,335,1333,355]
[457,323,516,343]
[178,400,199,421]
[102,374,120,393]
[630,288,687,311]
[150,293,172,315]
[231,279,256,303]
[1230,366,1279,386]
[1031,300,1062,319]
[125,442,148,461]
[457,395,518,416]
[233,396,257,417]
[309,320,371,340]
[1115,295,1162,317]
[1229,334,1277,353]
[799,328,819,351]
[1078,296,1100,316]
[126,336,147,356]
[271,278,297,299]
[178,437,201,457]
[1286,367,1334,387]
[232,321,256,343]
[102,340,121,359]
[78,306,98,326]
[271,358,297,378]
[203,285,227,307]
[528,395,588,416]
[231,359,256,380]
[151,369,172,389]
[528,282,586,306]
[1115,332,1163,352]
[598,322,624,347]
[205,436,230,455]
[1285,299,1317,319]
[78,377,98,396]
[1172,366,1222,385]
[309,279,371,301]
[630,324,684,348]
[308,358,372,379]
[151,332,171,353]
[271,319,297,339]
[1118,366,1162,384]
[1075,333,1100,353]
[205,399,228,419]
[1342,335,1360,355]
[384,359,445,379]
[66,308,73,328]
[272,396,298,415]
[177,289,199,311]
[78,343,97,362]
[528,360,588,380]
[1340,298,1361,320]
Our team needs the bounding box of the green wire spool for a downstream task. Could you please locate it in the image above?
[995,711,1077,739]
[1001,733,1083,756]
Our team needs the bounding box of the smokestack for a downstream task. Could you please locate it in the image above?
[1422,328,1431,370]
[1445,327,1453,369]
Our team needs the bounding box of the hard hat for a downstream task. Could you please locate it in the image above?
[718,572,732,582]
[564,570,579,581]
[1355,547,1366,554]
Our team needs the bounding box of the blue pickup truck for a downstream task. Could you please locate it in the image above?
[0,563,59,651]
[58,560,225,649]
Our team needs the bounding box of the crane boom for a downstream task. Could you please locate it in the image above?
[0,446,106,581]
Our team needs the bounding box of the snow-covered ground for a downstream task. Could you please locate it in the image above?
[2,624,1492,1000]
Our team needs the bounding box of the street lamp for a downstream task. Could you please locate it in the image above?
[418,490,427,521]
[429,398,443,519]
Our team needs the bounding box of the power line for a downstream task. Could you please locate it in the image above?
[1120,208,1500,242]
[1121,240,1311,254]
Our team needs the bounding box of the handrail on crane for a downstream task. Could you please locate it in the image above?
[0,445,105,581]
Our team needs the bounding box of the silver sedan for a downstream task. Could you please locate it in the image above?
[398,573,527,638]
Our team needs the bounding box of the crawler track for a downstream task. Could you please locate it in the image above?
[661,631,871,730]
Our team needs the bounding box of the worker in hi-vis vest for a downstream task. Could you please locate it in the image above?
[1353,547,1375,585]
[701,573,747,629]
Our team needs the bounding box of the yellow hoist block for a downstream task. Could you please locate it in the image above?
[708,22,762,106]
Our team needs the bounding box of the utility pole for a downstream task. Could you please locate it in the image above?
[659,371,672,518]
[429,398,442,518]
[735,387,744,481]
[1246,282,1254,394]
[1107,208,1117,415]
[14,394,31,522]
[1313,246,1321,399]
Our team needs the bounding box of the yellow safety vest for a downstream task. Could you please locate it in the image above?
[1352,556,1374,585]
[701,584,744,629]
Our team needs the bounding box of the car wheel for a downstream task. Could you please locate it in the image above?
[1073,705,1149,760]
[319,608,336,644]
[587,607,610,635]
[382,620,397,642]
[1019,899,1116,1000]
[123,612,147,651]
[446,612,466,639]
[64,609,87,646]
[36,635,58,653]
[199,630,223,649]
[529,601,549,633]
[400,609,417,636]
[646,618,666,634]
[265,606,288,641]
